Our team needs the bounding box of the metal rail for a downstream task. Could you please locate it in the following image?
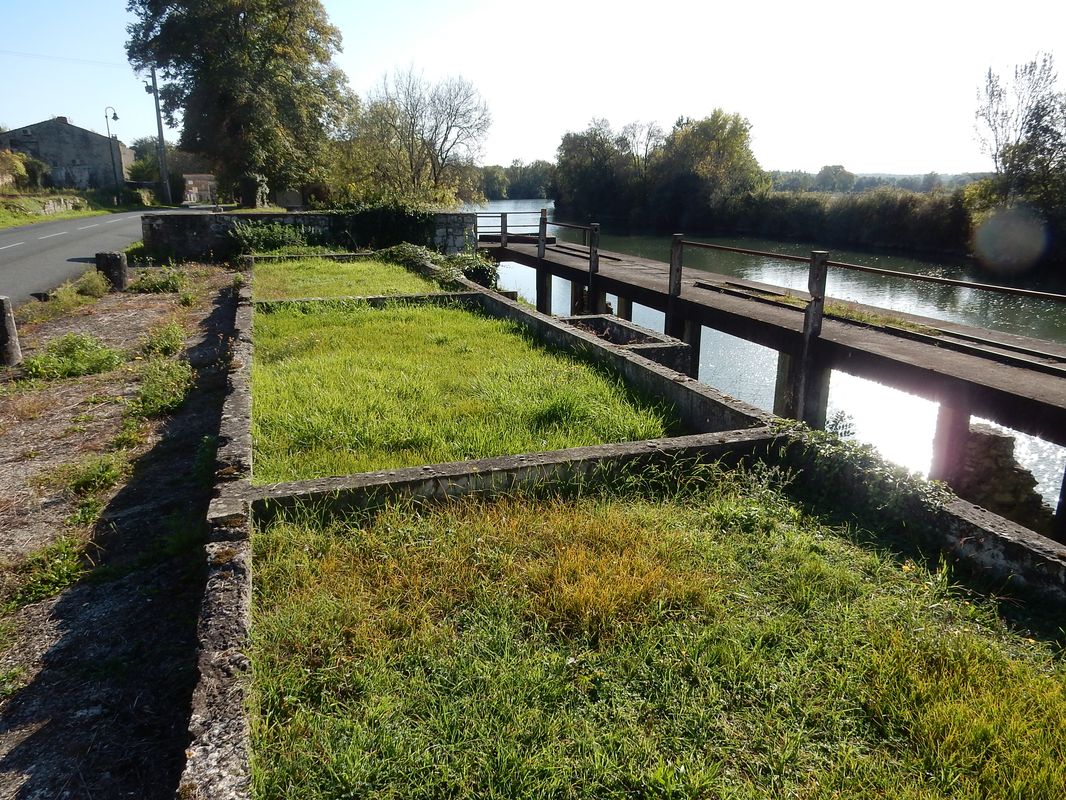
[680,239,1066,303]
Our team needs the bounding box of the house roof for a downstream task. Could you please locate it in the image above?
[5,116,127,146]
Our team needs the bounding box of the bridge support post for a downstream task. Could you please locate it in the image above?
[615,296,633,321]
[929,388,971,486]
[537,208,547,260]
[779,251,830,428]
[500,212,508,248]
[1054,471,1066,543]
[665,234,685,339]
[536,268,552,315]
[587,223,607,313]
[1,296,22,367]
[569,281,585,315]
[682,320,702,378]
[773,350,830,429]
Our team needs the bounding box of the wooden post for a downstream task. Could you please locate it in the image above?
[615,296,633,321]
[929,389,971,485]
[773,351,795,418]
[500,212,508,248]
[791,251,830,427]
[587,223,606,313]
[95,251,128,291]
[536,268,552,315]
[1,296,22,367]
[665,234,685,339]
[537,208,547,260]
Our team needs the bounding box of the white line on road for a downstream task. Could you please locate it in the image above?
[0,242,25,251]
[38,231,68,240]
[101,219,118,224]
[77,224,100,230]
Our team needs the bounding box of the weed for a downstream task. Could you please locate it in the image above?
[74,270,110,299]
[140,321,185,357]
[129,267,185,294]
[22,333,123,380]
[178,291,196,307]
[66,496,104,527]
[5,536,86,609]
[110,418,145,450]
[0,668,24,700]
[65,452,128,497]
[127,357,194,418]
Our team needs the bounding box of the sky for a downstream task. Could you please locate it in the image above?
[1,0,1064,175]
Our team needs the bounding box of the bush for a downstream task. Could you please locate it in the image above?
[74,270,110,298]
[128,358,194,417]
[129,267,185,293]
[445,251,499,288]
[23,333,123,379]
[230,220,314,253]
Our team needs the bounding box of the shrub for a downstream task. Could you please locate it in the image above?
[129,267,185,293]
[445,251,499,288]
[140,322,185,357]
[74,270,110,298]
[23,333,123,379]
[128,358,194,417]
[230,220,313,253]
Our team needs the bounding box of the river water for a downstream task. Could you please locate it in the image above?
[471,199,1066,508]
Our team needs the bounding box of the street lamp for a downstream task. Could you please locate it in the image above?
[104,107,120,190]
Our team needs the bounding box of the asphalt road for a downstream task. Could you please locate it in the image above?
[0,211,150,305]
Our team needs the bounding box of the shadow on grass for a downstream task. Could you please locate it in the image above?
[0,288,235,799]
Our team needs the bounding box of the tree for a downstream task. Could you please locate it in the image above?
[126,0,350,200]
[480,165,509,200]
[813,164,855,193]
[506,160,554,199]
[360,68,490,202]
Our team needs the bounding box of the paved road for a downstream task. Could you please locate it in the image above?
[0,211,149,305]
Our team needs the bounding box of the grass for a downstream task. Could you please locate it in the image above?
[22,333,123,379]
[765,291,940,335]
[253,257,442,301]
[0,193,105,231]
[4,535,88,609]
[128,266,186,294]
[127,357,195,418]
[140,321,185,357]
[14,271,113,325]
[251,465,1066,799]
[252,303,676,482]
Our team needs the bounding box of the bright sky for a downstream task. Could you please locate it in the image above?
[1,0,1063,175]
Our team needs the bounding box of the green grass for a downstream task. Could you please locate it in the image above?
[252,303,676,482]
[253,257,442,301]
[251,467,1066,799]
[127,357,194,418]
[0,194,105,231]
[22,333,123,379]
[128,266,186,294]
[14,272,113,325]
[4,536,88,609]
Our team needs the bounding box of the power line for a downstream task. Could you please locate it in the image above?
[0,49,129,69]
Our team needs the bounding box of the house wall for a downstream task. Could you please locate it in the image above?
[0,117,132,190]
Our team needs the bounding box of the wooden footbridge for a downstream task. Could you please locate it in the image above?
[476,210,1066,538]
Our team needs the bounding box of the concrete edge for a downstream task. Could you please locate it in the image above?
[250,430,775,521]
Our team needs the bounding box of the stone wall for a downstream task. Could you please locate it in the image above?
[142,211,476,260]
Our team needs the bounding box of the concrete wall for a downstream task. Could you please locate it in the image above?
[0,117,132,189]
[142,211,477,260]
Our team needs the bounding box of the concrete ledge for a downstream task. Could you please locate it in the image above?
[252,430,776,523]
[177,537,252,800]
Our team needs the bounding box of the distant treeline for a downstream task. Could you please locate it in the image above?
[478,113,1063,273]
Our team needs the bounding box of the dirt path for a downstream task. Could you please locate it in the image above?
[0,266,236,798]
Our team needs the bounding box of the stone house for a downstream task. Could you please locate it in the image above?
[0,116,134,190]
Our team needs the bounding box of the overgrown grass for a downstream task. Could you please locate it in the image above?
[22,333,123,379]
[140,321,185,357]
[127,357,194,418]
[253,257,442,301]
[3,536,86,609]
[251,466,1066,799]
[252,303,676,482]
[14,271,113,325]
[765,291,941,335]
[128,266,186,294]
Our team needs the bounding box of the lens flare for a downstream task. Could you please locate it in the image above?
[973,206,1047,275]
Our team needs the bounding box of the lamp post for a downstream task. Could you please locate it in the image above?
[144,67,173,205]
[103,106,120,190]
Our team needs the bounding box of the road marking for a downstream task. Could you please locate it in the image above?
[38,231,68,240]
[101,219,118,224]
[77,224,100,230]
[0,242,25,250]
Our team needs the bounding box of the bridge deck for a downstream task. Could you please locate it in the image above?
[481,240,1066,447]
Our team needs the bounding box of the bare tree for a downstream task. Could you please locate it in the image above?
[976,53,1059,174]
[363,68,491,201]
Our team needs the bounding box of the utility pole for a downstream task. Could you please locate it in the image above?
[148,66,173,205]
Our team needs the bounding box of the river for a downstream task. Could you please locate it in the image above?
[470,199,1066,509]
